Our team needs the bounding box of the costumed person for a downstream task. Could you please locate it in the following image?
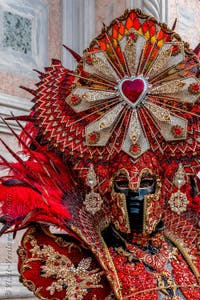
[0,9,200,300]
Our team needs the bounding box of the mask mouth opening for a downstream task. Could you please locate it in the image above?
[112,169,157,233]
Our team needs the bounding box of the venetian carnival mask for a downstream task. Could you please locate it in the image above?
[109,152,163,235]
[3,9,199,238]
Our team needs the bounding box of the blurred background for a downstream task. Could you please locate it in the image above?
[0,0,199,299]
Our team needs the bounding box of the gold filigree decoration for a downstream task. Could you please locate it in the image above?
[124,41,137,74]
[143,176,162,234]
[111,182,131,234]
[34,9,200,159]
[27,238,103,299]
[144,101,171,122]
[84,51,118,81]
[155,272,179,297]
[83,164,103,215]
[105,292,116,299]
[121,29,138,74]
[147,48,172,78]
[165,230,200,285]
[119,28,146,76]
[128,111,141,143]
[66,87,117,113]
[169,192,189,215]
[22,279,45,299]
[150,80,185,95]
[86,103,124,146]
[174,163,186,188]
[169,164,189,214]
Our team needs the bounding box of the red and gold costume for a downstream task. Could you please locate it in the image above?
[0,9,200,300]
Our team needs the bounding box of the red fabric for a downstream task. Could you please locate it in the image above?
[18,226,112,300]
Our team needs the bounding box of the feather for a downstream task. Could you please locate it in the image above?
[171,18,177,31]
[0,138,39,182]
[194,42,200,56]
[0,154,39,191]
[33,69,45,79]
[0,182,72,236]
[20,86,37,96]
[5,115,34,122]
[10,114,43,152]
[2,179,29,187]
[63,44,81,62]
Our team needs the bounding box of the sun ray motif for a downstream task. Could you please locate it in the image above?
[65,13,200,159]
[34,9,200,161]
[152,98,200,118]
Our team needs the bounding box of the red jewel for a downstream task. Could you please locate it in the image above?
[88,131,100,144]
[192,84,200,91]
[189,83,200,94]
[71,96,78,102]
[127,32,138,44]
[121,78,145,104]
[171,44,180,56]
[172,45,179,52]
[86,55,93,65]
[130,144,141,155]
[70,96,81,106]
[174,127,182,135]
[171,125,184,137]
[129,33,135,40]
[131,145,138,152]
[90,133,97,141]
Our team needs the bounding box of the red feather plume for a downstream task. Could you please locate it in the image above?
[0,127,76,235]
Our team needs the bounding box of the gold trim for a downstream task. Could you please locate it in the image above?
[70,223,123,300]
[110,167,162,235]
[126,283,200,298]
[165,230,200,285]
[21,280,46,300]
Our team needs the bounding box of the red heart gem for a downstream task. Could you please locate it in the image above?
[121,78,146,104]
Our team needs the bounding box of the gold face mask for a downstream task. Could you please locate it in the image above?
[110,168,162,235]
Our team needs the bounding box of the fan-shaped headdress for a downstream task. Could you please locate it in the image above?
[28,9,199,193]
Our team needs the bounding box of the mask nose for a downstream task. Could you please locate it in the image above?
[126,189,144,232]
[127,189,143,214]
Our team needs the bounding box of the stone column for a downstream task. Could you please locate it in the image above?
[168,0,200,49]
[62,0,96,69]
[126,0,169,23]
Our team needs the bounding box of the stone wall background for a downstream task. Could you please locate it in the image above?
[0,0,62,299]
[0,0,199,299]
[169,0,200,49]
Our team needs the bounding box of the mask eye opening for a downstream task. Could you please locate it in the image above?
[114,172,129,191]
[140,171,155,190]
